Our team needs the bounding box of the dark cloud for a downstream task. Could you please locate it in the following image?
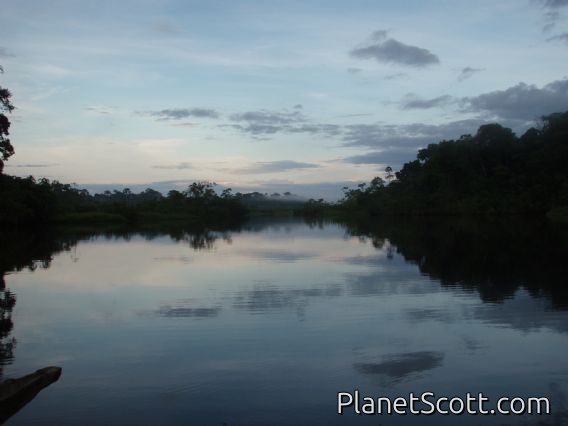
[401,95,454,109]
[347,67,363,74]
[458,66,484,82]
[225,109,341,137]
[338,119,486,167]
[371,30,389,40]
[232,160,319,174]
[539,0,568,8]
[152,162,193,170]
[464,79,568,121]
[546,32,568,42]
[536,0,568,31]
[219,78,566,165]
[231,109,306,125]
[350,31,440,67]
[354,351,444,382]
[341,119,484,149]
[293,104,303,109]
[341,149,420,167]
[146,108,220,120]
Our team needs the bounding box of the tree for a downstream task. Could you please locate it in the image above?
[0,66,15,174]
[184,181,217,201]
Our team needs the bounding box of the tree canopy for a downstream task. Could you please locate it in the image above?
[0,66,15,174]
[340,111,568,217]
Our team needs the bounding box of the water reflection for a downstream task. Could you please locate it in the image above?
[0,230,72,381]
[156,305,222,319]
[343,217,568,307]
[353,351,445,383]
[0,287,16,380]
[1,218,568,425]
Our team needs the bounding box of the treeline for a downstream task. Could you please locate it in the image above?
[339,111,568,218]
[0,178,310,228]
[0,179,249,227]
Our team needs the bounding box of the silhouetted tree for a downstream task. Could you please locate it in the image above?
[184,181,217,201]
[339,111,568,217]
[0,66,15,174]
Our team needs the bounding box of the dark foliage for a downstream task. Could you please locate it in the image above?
[0,178,250,228]
[340,111,568,216]
[0,66,15,174]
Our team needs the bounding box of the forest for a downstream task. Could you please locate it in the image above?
[336,111,568,220]
[2,61,568,227]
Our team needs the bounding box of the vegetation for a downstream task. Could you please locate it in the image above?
[0,66,15,175]
[0,177,252,228]
[0,174,309,228]
[2,66,568,225]
[339,112,568,218]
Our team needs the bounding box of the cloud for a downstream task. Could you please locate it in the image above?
[232,160,319,174]
[546,32,568,42]
[458,66,484,82]
[347,67,362,74]
[335,113,374,118]
[230,109,306,125]
[152,22,181,35]
[464,79,568,121]
[334,80,567,168]
[350,31,440,67]
[145,108,220,120]
[225,109,341,137]
[341,149,421,167]
[0,47,15,58]
[539,0,568,8]
[84,105,115,114]
[341,119,484,149]
[152,162,193,170]
[536,0,568,31]
[401,94,454,109]
[338,118,486,167]
[219,78,567,161]
[7,163,56,168]
[384,72,407,80]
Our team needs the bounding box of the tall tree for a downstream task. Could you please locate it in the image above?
[0,65,15,174]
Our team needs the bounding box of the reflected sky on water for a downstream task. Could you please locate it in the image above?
[2,218,568,425]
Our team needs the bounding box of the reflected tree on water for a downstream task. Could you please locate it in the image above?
[343,218,568,308]
[0,230,83,380]
[0,280,16,381]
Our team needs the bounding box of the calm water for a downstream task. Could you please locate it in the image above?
[1,218,568,425]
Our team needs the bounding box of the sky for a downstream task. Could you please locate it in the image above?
[1,0,567,199]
